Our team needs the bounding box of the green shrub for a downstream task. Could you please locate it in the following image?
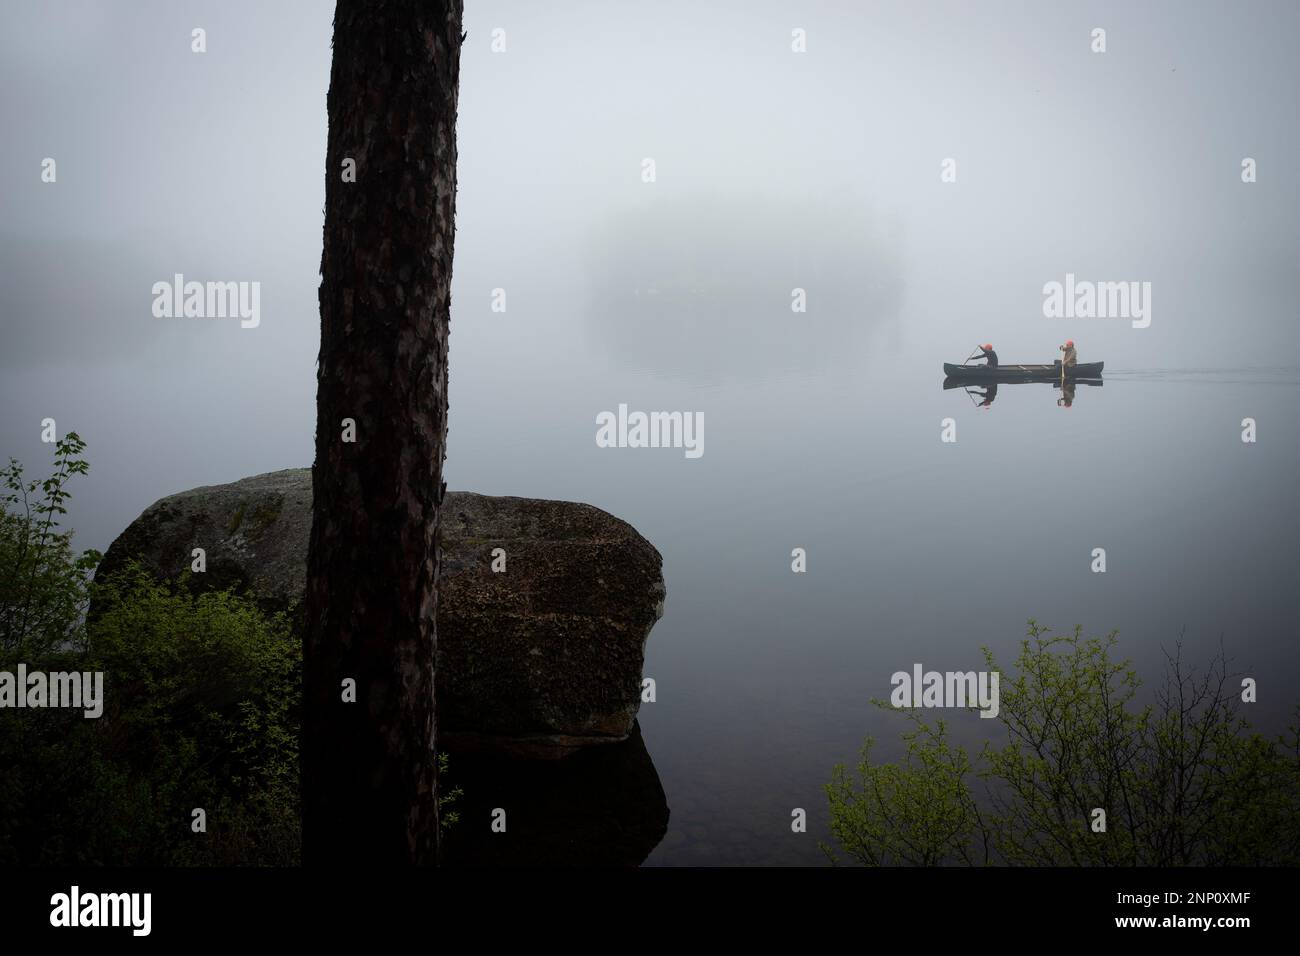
[0,433,107,864]
[0,433,99,658]
[1,437,300,864]
[825,621,1300,866]
[1,436,459,865]
[87,565,301,865]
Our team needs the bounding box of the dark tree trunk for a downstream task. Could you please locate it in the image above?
[302,0,462,866]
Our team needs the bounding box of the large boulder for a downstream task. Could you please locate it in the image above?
[94,469,665,758]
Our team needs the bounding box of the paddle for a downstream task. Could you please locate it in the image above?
[962,347,980,366]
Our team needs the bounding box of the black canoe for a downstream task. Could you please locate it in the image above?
[943,361,1104,381]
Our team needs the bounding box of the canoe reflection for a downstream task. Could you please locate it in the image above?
[943,376,1103,409]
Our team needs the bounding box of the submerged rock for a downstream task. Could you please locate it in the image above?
[95,469,665,758]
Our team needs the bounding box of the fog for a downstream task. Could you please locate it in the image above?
[2,0,1296,548]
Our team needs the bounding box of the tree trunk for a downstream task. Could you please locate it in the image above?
[302,0,462,866]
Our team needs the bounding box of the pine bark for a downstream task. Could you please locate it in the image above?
[303,0,462,865]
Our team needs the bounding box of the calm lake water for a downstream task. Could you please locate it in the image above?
[650,369,1297,866]
[8,268,1297,866]
[441,279,1300,865]
[4,197,1297,868]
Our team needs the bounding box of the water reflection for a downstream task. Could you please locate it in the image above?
[440,722,669,866]
[943,376,1104,409]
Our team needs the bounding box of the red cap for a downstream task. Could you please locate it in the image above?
[1065,339,1074,346]
[983,344,992,350]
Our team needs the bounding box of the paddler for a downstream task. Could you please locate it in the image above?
[1059,339,1077,368]
[972,343,999,367]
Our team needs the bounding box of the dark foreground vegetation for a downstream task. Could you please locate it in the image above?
[1,435,300,864]
[2,437,469,865]
[826,622,1300,865]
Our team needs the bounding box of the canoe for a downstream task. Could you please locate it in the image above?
[943,361,1103,381]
